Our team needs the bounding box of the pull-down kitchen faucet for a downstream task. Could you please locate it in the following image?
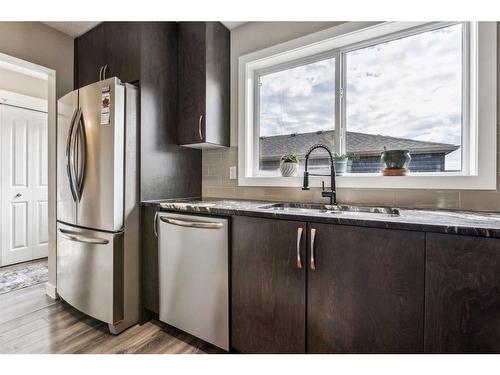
[302,144,337,205]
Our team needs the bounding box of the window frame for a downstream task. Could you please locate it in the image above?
[238,21,497,190]
[253,49,339,177]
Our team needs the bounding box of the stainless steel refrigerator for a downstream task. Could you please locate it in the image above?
[56,77,139,334]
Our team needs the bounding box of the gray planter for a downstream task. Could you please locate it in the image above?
[280,162,299,177]
[334,157,348,175]
[381,149,411,170]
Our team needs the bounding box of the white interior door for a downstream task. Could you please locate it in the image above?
[1,104,48,266]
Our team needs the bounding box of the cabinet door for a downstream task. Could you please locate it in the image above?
[204,22,230,146]
[105,22,140,84]
[141,206,159,314]
[425,233,500,353]
[231,216,307,353]
[307,224,425,353]
[75,24,107,88]
[178,22,206,144]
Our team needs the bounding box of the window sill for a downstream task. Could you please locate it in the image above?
[238,173,497,190]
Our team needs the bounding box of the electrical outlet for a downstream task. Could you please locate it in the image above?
[229,166,237,180]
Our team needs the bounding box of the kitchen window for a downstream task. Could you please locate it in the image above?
[238,22,497,189]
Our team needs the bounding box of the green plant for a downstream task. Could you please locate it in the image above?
[334,153,347,159]
[346,152,360,160]
[281,154,300,163]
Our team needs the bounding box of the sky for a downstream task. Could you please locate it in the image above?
[259,23,463,171]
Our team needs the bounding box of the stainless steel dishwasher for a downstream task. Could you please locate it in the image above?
[157,212,229,351]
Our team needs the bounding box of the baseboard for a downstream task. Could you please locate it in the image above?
[45,282,58,300]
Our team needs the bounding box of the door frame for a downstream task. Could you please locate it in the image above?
[0,89,48,112]
[0,99,48,266]
[0,52,56,299]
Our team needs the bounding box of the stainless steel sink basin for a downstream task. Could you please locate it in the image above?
[258,203,400,217]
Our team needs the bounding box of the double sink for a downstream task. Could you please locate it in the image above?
[258,203,400,217]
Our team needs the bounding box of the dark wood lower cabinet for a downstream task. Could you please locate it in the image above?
[425,233,500,353]
[231,217,426,353]
[231,216,307,353]
[307,224,425,353]
[141,206,159,314]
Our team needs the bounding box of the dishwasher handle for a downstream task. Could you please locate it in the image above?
[159,216,223,229]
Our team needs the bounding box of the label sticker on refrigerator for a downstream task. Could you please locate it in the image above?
[100,86,111,125]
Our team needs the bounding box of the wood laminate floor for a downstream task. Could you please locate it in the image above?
[0,283,223,354]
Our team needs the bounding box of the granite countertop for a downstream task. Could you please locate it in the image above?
[142,198,500,239]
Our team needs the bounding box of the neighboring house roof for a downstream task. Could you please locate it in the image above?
[259,130,460,160]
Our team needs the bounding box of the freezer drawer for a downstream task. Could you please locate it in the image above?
[56,222,124,325]
[158,213,229,351]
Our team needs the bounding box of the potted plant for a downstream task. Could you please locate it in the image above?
[380,146,411,175]
[346,152,359,173]
[334,153,348,175]
[280,154,300,177]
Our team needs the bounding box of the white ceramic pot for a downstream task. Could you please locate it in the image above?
[280,162,299,177]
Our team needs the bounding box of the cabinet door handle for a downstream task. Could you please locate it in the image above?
[99,66,104,81]
[153,211,159,237]
[198,114,204,140]
[310,228,317,270]
[296,227,303,269]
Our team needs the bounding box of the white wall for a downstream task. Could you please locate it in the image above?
[0,21,73,292]
[0,22,73,98]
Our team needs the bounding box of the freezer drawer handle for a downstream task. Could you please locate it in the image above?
[58,228,110,245]
[159,216,223,229]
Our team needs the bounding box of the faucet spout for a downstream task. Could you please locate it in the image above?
[302,143,337,205]
[302,171,310,190]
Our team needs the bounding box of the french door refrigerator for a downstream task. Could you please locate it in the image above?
[56,77,139,334]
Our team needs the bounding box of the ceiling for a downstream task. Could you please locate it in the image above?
[42,21,246,38]
[42,22,101,38]
[221,21,246,30]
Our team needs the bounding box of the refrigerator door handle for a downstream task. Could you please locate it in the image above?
[69,108,82,202]
[66,108,79,202]
[58,228,110,245]
[76,111,87,199]
[69,108,82,201]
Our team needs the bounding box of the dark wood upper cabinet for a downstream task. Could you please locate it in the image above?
[178,22,230,148]
[74,22,140,89]
[104,22,140,84]
[74,24,107,88]
[307,224,425,353]
[425,233,500,353]
[231,216,307,353]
